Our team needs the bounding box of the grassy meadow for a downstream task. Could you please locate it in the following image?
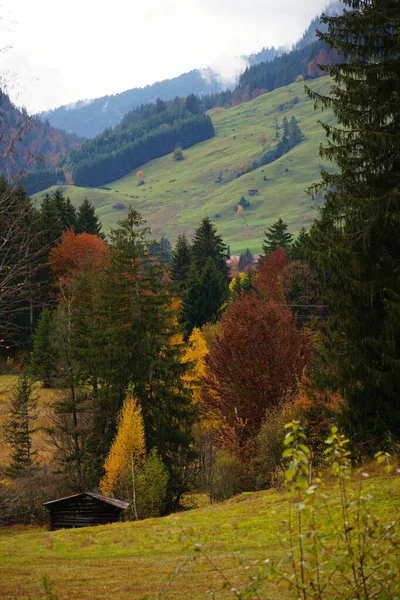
[34,77,335,253]
[1,376,399,598]
[0,468,398,599]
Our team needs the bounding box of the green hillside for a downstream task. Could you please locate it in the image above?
[34,78,335,253]
[0,470,398,599]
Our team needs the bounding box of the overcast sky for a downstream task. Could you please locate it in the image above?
[1,0,329,113]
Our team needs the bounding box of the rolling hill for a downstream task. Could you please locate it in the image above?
[34,77,335,254]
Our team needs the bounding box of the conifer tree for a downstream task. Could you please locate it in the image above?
[307,0,400,444]
[76,198,103,237]
[170,234,192,290]
[39,193,63,247]
[101,208,195,504]
[191,217,229,276]
[183,218,229,333]
[262,218,293,257]
[289,116,304,146]
[63,197,77,230]
[4,375,37,477]
[183,257,228,332]
[30,308,55,387]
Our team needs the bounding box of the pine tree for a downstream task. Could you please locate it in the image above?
[30,308,55,387]
[76,198,103,237]
[4,375,37,477]
[170,234,192,290]
[182,218,229,333]
[290,227,309,261]
[183,257,228,332]
[306,0,400,445]
[191,217,229,277]
[101,208,195,504]
[39,193,63,247]
[63,197,77,230]
[289,116,304,147]
[262,218,293,257]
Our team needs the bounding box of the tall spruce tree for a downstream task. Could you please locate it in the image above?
[170,234,192,290]
[182,218,229,333]
[4,375,37,477]
[99,208,195,504]
[307,0,400,444]
[262,218,293,257]
[76,198,103,237]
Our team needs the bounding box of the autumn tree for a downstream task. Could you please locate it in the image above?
[202,250,311,455]
[100,393,146,519]
[48,228,107,281]
[136,170,144,186]
[182,327,208,405]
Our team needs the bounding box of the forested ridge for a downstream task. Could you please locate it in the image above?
[0,91,82,182]
[64,99,215,187]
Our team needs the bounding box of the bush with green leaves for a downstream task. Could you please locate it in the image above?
[135,449,169,519]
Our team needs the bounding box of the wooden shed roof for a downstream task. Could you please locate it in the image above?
[43,492,129,510]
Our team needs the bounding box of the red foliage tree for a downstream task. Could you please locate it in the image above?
[48,228,108,281]
[202,249,312,455]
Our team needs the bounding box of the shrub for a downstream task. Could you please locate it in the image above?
[254,402,299,489]
[211,450,253,501]
[135,449,169,519]
[173,147,184,161]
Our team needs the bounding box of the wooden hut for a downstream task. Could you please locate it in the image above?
[44,492,129,530]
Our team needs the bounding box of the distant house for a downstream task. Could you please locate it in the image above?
[44,492,129,530]
[248,189,259,196]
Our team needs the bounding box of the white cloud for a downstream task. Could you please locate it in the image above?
[200,56,250,89]
[1,0,330,113]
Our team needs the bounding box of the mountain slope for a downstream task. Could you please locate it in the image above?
[0,92,82,178]
[34,77,335,253]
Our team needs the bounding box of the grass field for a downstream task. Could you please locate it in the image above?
[34,77,335,253]
[0,469,398,599]
[1,375,399,599]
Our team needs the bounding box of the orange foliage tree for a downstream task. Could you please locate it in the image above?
[48,228,107,281]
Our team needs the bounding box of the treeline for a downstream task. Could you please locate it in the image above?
[22,168,66,195]
[201,40,341,109]
[71,114,214,187]
[0,92,82,182]
[62,97,214,187]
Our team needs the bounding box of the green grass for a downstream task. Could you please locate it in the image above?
[34,78,335,253]
[0,470,398,599]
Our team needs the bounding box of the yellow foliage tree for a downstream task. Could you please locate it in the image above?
[182,327,208,405]
[100,392,146,520]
